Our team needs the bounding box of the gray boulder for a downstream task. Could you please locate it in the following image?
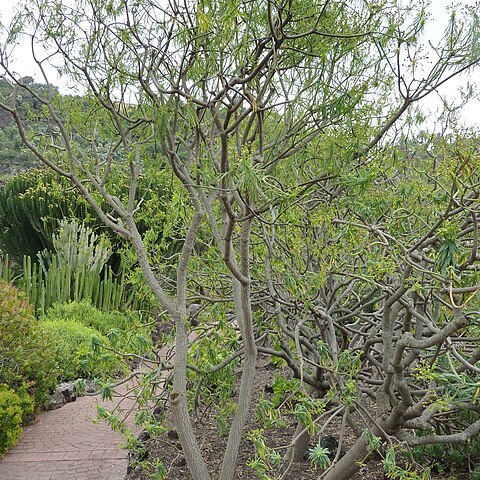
[46,382,77,410]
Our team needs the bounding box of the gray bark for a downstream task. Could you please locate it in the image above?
[284,421,311,463]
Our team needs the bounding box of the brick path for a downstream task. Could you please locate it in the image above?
[0,385,139,480]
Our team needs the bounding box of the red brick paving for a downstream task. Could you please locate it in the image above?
[0,385,139,480]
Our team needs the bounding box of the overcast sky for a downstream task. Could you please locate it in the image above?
[1,0,479,130]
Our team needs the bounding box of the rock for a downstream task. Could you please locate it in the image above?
[128,445,148,465]
[152,321,173,345]
[57,382,77,402]
[265,361,277,371]
[138,430,151,443]
[187,303,202,326]
[320,436,345,460]
[85,380,97,394]
[152,404,165,421]
[125,465,145,480]
[45,382,77,410]
[264,383,274,394]
[173,456,187,467]
[45,390,66,411]
[151,303,201,344]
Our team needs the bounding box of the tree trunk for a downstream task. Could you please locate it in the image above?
[219,276,257,480]
[169,308,211,480]
[323,434,369,480]
[130,221,211,480]
[284,421,311,463]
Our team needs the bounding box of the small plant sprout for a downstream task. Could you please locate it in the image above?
[309,441,331,469]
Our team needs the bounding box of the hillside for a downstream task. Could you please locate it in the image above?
[0,77,56,178]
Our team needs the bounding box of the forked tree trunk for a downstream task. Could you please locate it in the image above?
[219,274,258,480]
[170,312,212,480]
[130,220,212,479]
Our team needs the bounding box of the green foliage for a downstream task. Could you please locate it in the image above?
[0,384,34,457]
[436,224,462,276]
[308,442,331,469]
[0,166,178,315]
[20,220,128,315]
[22,254,127,315]
[187,319,239,409]
[363,429,382,452]
[116,165,186,310]
[215,399,237,437]
[0,386,23,456]
[0,163,180,314]
[269,375,301,407]
[125,454,168,480]
[0,169,94,262]
[246,429,282,480]
[0,122,38,176]
[0,280,56,407]
[2,1,480,478]
[0,78,57,177]
[255,397,286,429]
[316,340,331,366]
[383,447,432,480]
[41,219,112,274]
[411,412,480,477]
[254,373,332,441]
[44,301,155,357]
[293,402,316,435]
[44,300,129,335]
[149,462,168,480]
[40,319,126,381]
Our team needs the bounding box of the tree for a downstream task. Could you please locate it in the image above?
[256,134,480,478]
[1,1,480,479]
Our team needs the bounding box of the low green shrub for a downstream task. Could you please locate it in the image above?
[44,301,154,357]
[0,384,34,457]
[41,320,127,381]
[45,301,130,335]
[0,280,56,407]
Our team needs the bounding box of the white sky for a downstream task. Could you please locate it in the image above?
[0,0,479,131]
